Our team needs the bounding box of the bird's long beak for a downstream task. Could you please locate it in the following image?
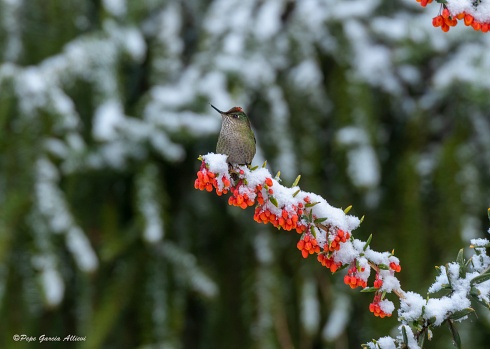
[210,104,224,114]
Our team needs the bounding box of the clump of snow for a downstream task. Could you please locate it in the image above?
[66,227,99,272]
[428,265,449,293]
[93,100,125,141]
[475,279,490,304]
[301,278,320,334]
[471,238,490,247]
[357,257,371,280]
[425,294,471,326]
[398,291,425,322]
[333,240,359,265]
[379,299,395,316]
[204,153,230,175]
[31,255,65,306]
[103,0,127,17]
[397,325,420,349]
[374,336,396,349]
[136,164,165,243]
[336,126,380,189]
[379,270,401,293]
[424,259,486,326]
[322,293,351,340]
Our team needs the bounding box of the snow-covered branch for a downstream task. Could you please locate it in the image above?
[195,154,490,348]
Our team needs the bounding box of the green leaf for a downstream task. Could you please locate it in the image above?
[456,249,466,279]
[310,226,317,239]
[360,287,378,293]
[249,165,258,171]
[418,330,426,348]
[470,272,490,286]
[360,215,365,224]
[435,0,447,3]
[470,293,490,309]
[447,320,461,349]
[292,189,300,198]
[401,325,408,346]
[305,201,319,208]
[441,283,452,290]
[314,217,327,224]
[445,264,453,289]
[262,160,267,168]
[363,234,372,252]
[449,308,474,321]
[378,263,389,270]
[343,205,352,214]
[275,171,281,179]
[269,196,278,207]
[470,286,481,297]
[292,175,301,187]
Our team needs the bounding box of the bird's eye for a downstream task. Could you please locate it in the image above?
[232,114,240,119]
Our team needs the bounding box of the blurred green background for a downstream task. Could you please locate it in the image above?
[1,0,490,348]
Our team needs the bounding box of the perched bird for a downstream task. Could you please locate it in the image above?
[211,104,256,166]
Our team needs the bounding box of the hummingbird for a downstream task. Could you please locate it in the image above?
[211,104,256,166]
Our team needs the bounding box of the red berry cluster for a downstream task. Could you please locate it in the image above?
[369,294,392,318]
[195,157,403,318]
[314,227,352,272]
[317,253,343,273]
[459,12,490,32]
[416,0,433,7]
[194,163,231,195]
[344,265,367,289]
[253,179,307,233]
[390,261,402,273]
[297,234,321,258]
[228,174,255,209]
[373,274,383,289]
[426,4,490,33]
[254,203,305,233]
[326,229,350,252]
[432,8,457,32]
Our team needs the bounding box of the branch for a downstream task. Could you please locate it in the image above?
[194,154,490,348]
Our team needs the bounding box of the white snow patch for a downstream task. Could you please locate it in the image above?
[66,227,99,272]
